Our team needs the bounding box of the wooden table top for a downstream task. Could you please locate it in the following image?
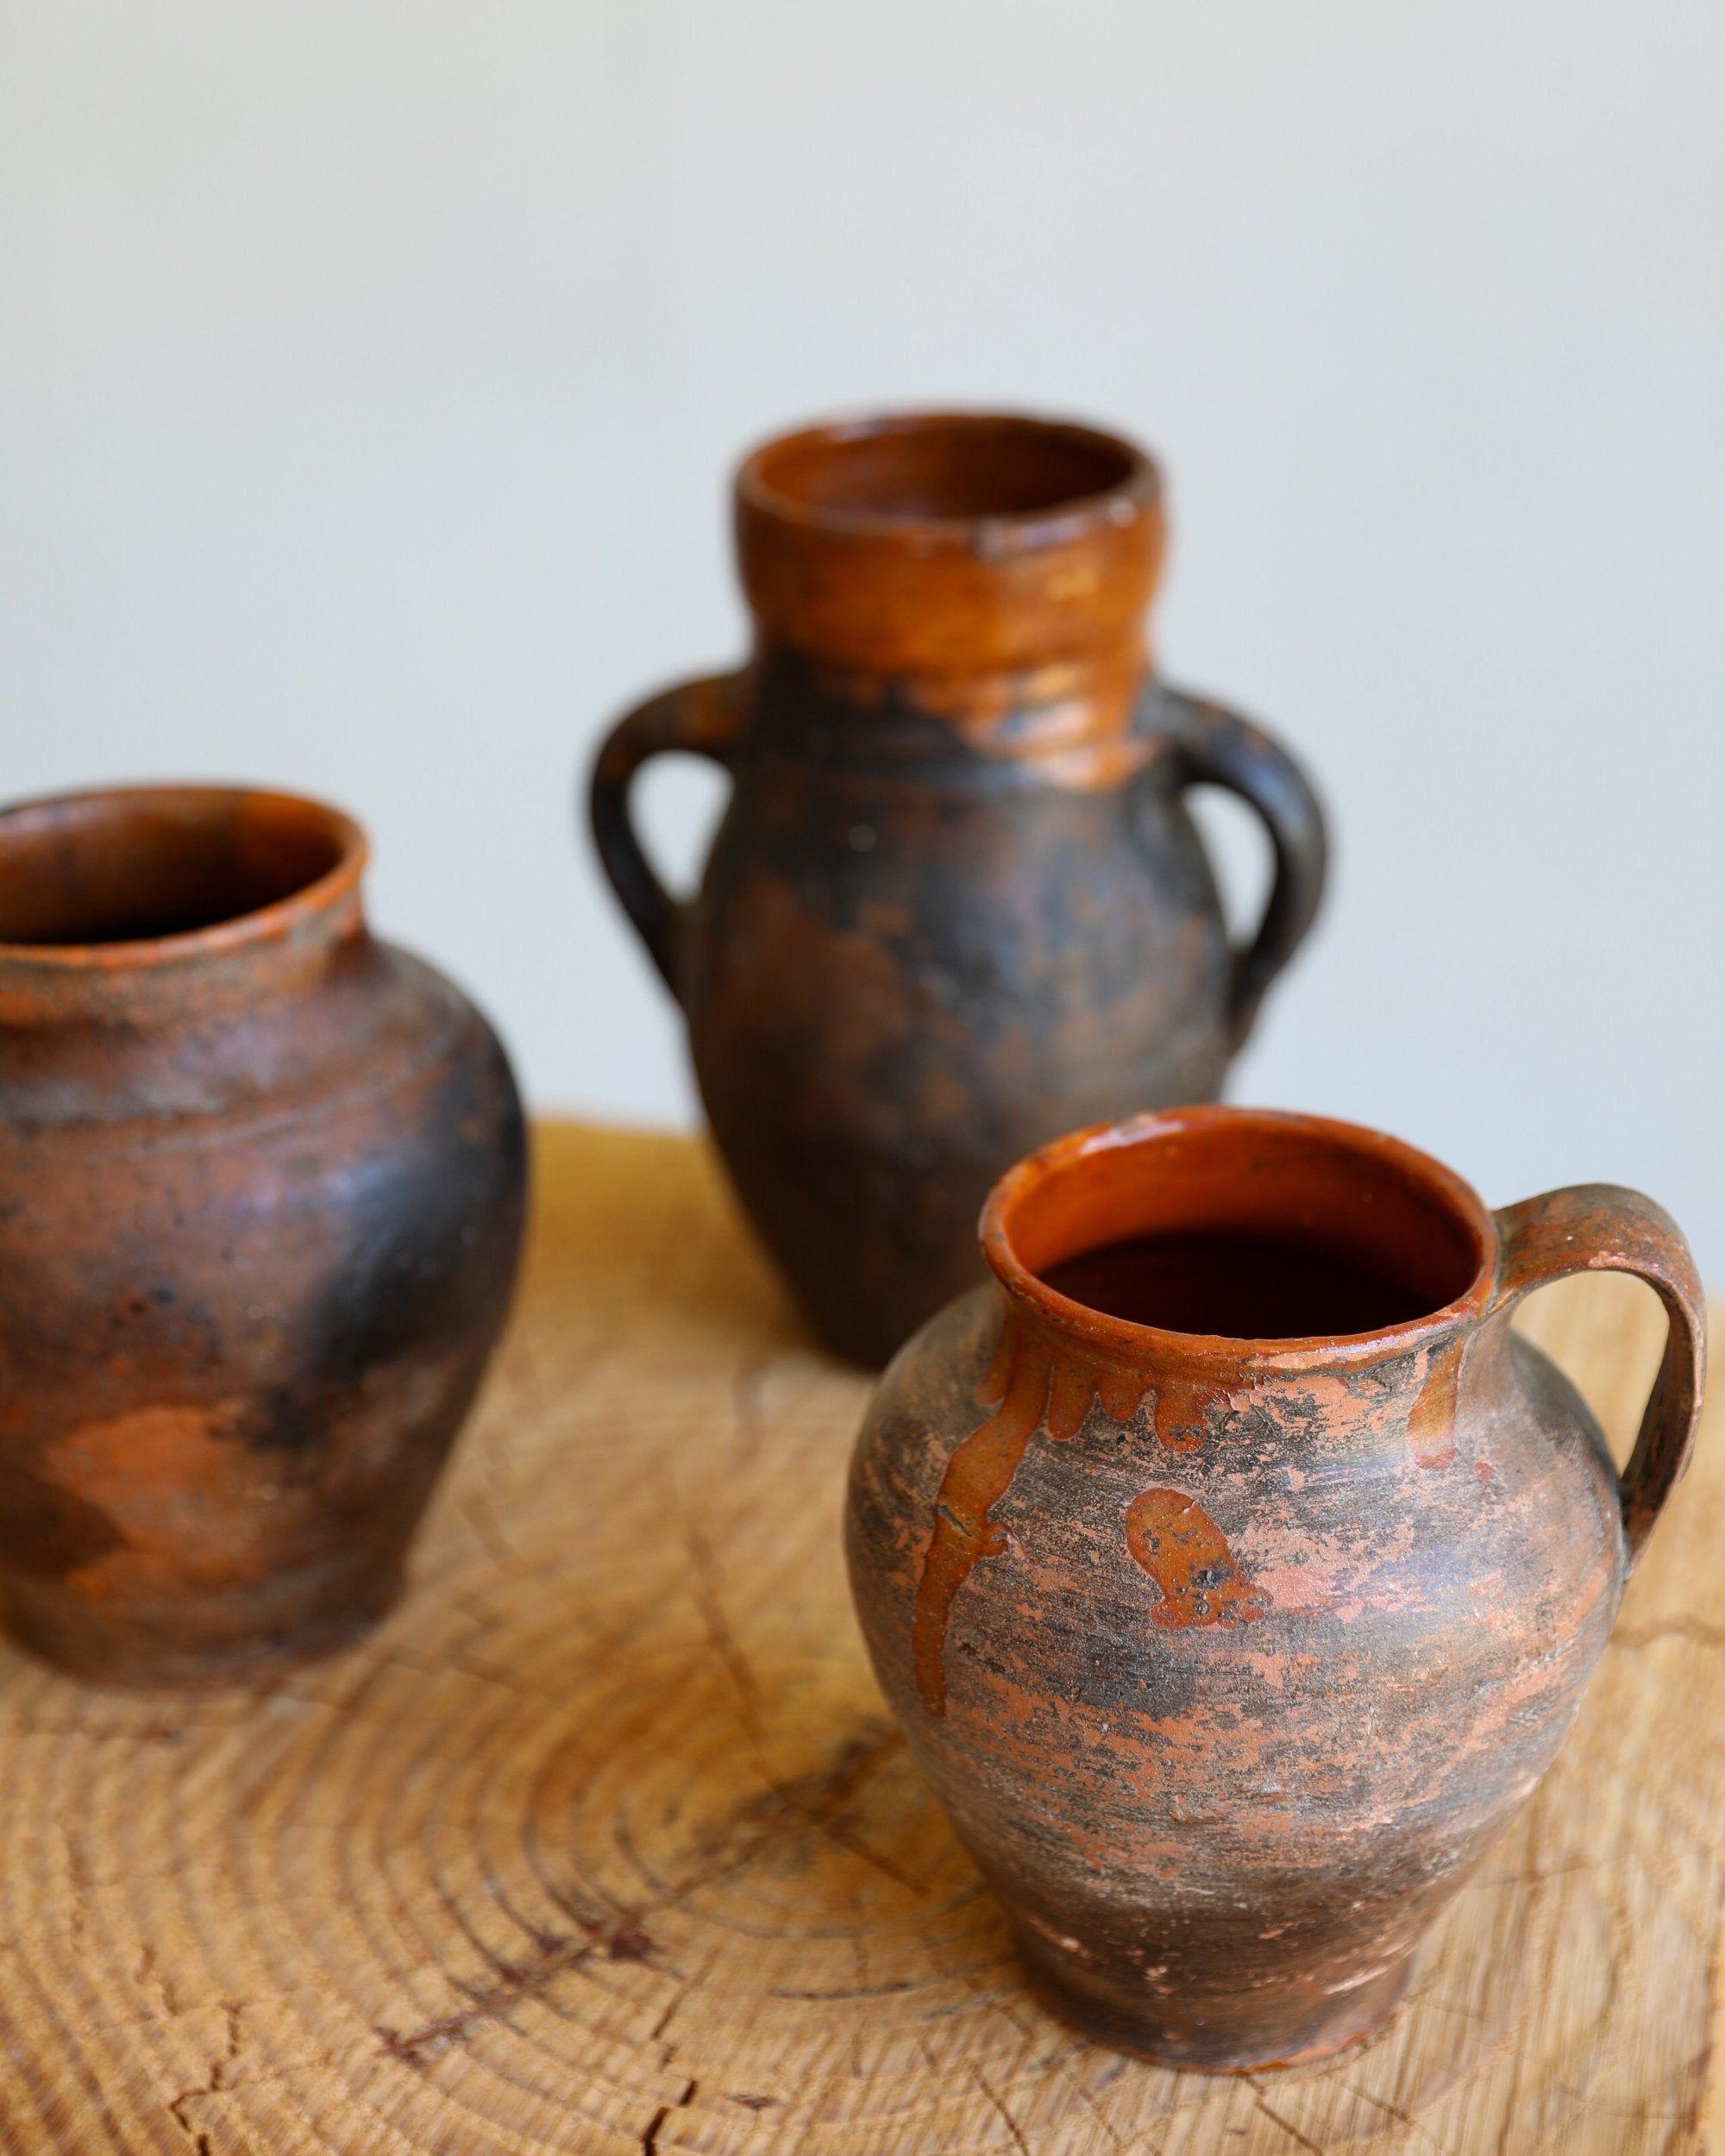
[2,1120,1720,2154]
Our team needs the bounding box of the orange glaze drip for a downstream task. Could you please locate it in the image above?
[1408,1333,1465,1470]
[911,1309,1155,1715]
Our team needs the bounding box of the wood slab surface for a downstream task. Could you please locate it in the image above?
[2,1120,1721,2154]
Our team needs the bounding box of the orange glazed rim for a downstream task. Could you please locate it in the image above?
[981,1105,1502,1372]
[735,407,1163,543]
[0,784,367,972]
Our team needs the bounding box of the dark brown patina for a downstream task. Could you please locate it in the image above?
[844,1106,1706,2070]
[590,411,1327,1364]
[0,786,526,1689]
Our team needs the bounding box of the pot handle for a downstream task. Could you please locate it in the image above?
[1161,687,1328,1050]
[588,671,746,999]
[1491,1184,1708,1567]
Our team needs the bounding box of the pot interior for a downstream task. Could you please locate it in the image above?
[1004,1114,1490,1343]
[750,413,1142,523]
[0,791,351,948]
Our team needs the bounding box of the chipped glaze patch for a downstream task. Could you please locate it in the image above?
[1124,1488,1271,1628]
[1408,1333,1465,1470]
[912,1309,1192,1715]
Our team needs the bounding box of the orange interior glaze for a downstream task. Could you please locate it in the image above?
[998,1112,1492,1344]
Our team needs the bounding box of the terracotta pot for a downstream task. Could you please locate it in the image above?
[845,1106,1705,2070]
[591,411,1327,1365]
[0,786,526,1689]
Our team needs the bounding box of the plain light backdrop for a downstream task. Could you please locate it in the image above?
[3,3,1722,1272]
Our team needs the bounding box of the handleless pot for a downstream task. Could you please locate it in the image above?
[591,411,1327,1365]
[844,1106,1705,2069]
[0,787,527,1689]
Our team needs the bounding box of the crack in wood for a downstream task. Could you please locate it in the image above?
[375,1724,904,2066]
[640,2072,697,2153]
[1335,2074,1461,2156]
[377,1912,651,2067]
[165,2002,241,2148]
[1246,2079,1329,2155]
[972,2066,1036,2156]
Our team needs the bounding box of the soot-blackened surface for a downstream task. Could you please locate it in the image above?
[246,1040,525,1457]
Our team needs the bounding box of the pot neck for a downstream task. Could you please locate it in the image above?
[734,411,1165,677]
[982,1107,1502,1394]
[0,788,370,1031]
[981,1241,1495,1470]
[746,637,1157,787]
[993,1271,1486,1395]
[0,897,372,1034]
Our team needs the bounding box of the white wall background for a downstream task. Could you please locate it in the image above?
[3,3,1722,1271]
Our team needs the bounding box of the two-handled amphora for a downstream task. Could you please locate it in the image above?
[592,412,1327,1363]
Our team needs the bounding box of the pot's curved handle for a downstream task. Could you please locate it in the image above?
[588,671,746,1000]
[1160,687,1328,1050]
[1491,1184,1707,1568]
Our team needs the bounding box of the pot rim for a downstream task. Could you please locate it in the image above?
[981,1105,1501,1373]
[734,406,1162,547]
[0,783,368,973]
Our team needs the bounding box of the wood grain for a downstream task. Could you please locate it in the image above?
[0,1121,1719,2154]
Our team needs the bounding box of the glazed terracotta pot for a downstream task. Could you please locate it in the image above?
[0,787,526,1689]
[845,1106,1705,2070]
[591,411,1327,1365]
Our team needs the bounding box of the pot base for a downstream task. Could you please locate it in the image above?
[3,1569,405,1694]
[1017,1930,1413,2073]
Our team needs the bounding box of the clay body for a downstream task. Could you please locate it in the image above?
[845,1107,1705,2070]
[592,412,1327,1364]
[0,787,526,1689]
